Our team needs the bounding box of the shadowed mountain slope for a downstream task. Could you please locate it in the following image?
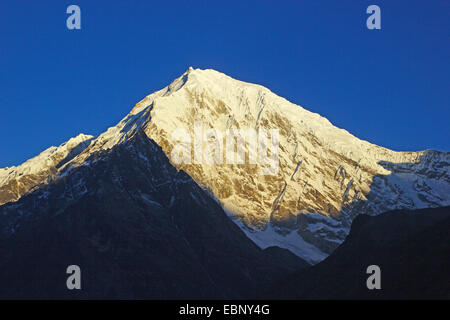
[266,206,450,299]
[0,131,307,299]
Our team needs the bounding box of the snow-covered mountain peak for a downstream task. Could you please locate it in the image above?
[141,68,449,261]
[0,133,93,177]
[51,67,449,262]
[0,133,93,205]
[1,68,448,263]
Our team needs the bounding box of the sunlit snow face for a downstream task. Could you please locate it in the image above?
[170,121,280,175]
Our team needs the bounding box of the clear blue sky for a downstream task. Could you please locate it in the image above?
[0,0,448,167]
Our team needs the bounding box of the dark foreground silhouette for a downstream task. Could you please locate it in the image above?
[267,206,450,299]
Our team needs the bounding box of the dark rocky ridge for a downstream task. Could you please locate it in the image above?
[266,206,450,299]
[0,131,308,299]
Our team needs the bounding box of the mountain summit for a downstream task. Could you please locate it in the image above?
[1,68,449,264]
